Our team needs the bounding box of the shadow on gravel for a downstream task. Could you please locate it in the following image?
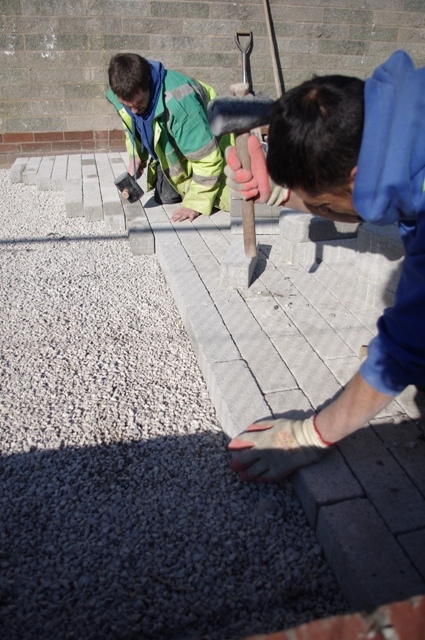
[0,432,348,640]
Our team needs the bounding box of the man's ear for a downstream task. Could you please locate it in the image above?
[350,166,357,182]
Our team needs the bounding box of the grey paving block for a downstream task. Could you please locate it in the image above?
[65,179,84,218]
[394,384,425,420]
[127,217,155,255]
[220,238,259,289]
[50,154,68,190]
[316,498,425,611]
[189,253,222,292]
[9,157,28,183]
[371,419,425,496]
[66,154,82,181]
[23,156,42,185]
[245,295,299,339]
[281,236,358,266]
[265,388,313,418]
[35,155,55,190]
[337,427,425,534]
[280,211,359,243]
[292,448,364,528]
[208,359,271,438]
[357,223,404,260]
[83,181,103,222]
[271,333,341,408]
[211,289,298,393]
[398,528,425,581]
[230,198,281,219]
[156,243,213,324]
[173,223,210,255]
[231,216,280,235]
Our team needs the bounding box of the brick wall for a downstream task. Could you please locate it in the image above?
[1,0,425,168]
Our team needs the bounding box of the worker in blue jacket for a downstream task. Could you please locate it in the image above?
[225,50,425,481]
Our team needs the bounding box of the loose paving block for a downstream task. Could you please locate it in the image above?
[280,211,359,244]
[50,154,68,190]
[66,154,82,181]
[83,181,103,222]
[22,156,42,185]
[9,157,28,183]
[231,216,280,235]
[316,498,425,611]
[220,237,259,289]
[356,223,404,294]
[124,203,155,255]
[35,155,55,190]
[65,179,84,218]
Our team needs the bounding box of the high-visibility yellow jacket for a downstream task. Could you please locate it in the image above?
[106,69,232,215]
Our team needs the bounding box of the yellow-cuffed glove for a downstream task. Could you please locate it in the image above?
[228,416,333,482]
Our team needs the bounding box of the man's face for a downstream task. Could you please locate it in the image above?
[294,185,362,224]
[120,89,151,115]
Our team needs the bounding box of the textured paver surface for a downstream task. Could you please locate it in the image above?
[9,153,425,614]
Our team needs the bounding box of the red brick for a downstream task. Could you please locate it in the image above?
[20,142,53,153]
[0,143,21,153]
[51,141,84,151]
[64,130,94,141]
[4,132,34,143]
[293,614,383,640]
[245,633,289,640]
[110,128,125,140]
[33,132,64,142]
[378,596,425,640]
[110,139,126,150]
[94,130,109,140]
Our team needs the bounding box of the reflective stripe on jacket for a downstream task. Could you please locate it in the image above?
[106,69,232,215]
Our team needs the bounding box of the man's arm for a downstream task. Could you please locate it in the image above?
[315,371,393,443]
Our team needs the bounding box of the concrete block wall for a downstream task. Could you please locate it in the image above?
[1,1,425,168]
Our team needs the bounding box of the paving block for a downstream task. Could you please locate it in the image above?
[9,157,28,183]
[356,223,404,292]
[230,198,281,219]
[231,216,280,235]
[35,155,55,190]
[208,359,271,438]
[83,180,103,222]
[65,179,84,218]
[280,211,359,243]
[212,288,298,393]
[337,427,425,534]
[397,528,425,582]
[316,498,425,611]
[66,154,82,181]
[22,156,42,185]
[220,237,259,289]
[374,596,425,640]
[125,203,155,255]
[292,448,364,528]
[50,154,68,190]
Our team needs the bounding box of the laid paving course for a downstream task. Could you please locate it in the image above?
[4,153,425,636]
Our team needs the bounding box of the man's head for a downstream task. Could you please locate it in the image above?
[108,53,151,114]
[267,74,365,222]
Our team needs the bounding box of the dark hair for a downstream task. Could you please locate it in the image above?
[108,53,151,100]
[266,74,365,195]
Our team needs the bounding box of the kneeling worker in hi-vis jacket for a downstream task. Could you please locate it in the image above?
[224,50,425,481]
[106,52,232,223]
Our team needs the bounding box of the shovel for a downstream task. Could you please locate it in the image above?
[235,30,253,87]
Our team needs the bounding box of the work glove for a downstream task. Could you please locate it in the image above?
[224,135,290,206]
[228,416,333,482]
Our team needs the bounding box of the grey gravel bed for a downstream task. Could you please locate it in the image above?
[0,169,349,640]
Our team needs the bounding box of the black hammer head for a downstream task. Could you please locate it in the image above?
[207,94,274,136]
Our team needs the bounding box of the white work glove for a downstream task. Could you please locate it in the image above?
[224,135,290,206]
[228,416,333,482]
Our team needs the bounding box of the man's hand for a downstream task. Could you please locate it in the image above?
[127,157,143,179]
[228,416,332,482]
[224,135,289,206]
[170,207,200,222]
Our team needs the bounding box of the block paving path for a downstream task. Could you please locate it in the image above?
[10,153,425,615]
